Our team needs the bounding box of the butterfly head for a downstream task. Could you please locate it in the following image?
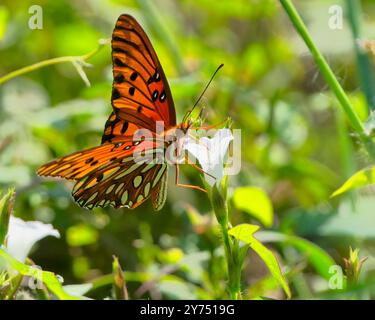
[180,119,193,134]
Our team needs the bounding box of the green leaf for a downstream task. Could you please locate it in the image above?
[256,231,336,280]
[0,248,79,300]
[331,165,375,197]
[0,188,15,246]
[228,223,260,243]
[229,224,291,299]
[232,187,273,227]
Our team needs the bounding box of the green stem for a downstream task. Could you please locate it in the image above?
[220,220,240,299]
[210,187,241,299]
[219,218,236,299]
[0,41,108,85]
[279,0,365,136]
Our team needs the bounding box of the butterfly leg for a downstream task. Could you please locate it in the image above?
[184,158,217,182]
[175,164,207,193]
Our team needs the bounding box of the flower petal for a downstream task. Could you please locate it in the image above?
[183,129,234,186]
[6,216,60,262]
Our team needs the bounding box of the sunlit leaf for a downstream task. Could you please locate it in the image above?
[232,187,273,227]
[331,166,375,197]
[229,224,291,298]
[228,223,260,242]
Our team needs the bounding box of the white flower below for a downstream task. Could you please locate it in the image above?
[183,129,233,186]
[6,216,60,262]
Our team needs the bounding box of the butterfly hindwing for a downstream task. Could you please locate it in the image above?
[38,140,168,210]
[151,169,168,211]
[73,162,167,209]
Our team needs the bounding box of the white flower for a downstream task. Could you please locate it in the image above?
[6,216,60,262]
[183,129,233,186]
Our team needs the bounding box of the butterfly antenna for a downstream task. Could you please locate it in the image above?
[183,63,224,124]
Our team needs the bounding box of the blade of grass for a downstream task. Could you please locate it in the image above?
[279,0,365,137]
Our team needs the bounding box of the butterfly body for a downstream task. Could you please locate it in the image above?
[38,14,190,211]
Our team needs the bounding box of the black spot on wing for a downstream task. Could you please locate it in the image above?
[112,88,121,100]
[130,72,138,81]
[114,74,125,83]
[121,121,129,134]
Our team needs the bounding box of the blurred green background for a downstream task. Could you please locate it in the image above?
[1,0,375,299]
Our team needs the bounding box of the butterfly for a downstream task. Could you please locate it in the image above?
[38,14,205,211]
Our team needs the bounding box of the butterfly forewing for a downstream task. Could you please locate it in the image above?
[111,14,176,133]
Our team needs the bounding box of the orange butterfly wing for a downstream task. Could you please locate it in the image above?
[103,14,176,144]
[38,14,176,210]
[38,140,167,209]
